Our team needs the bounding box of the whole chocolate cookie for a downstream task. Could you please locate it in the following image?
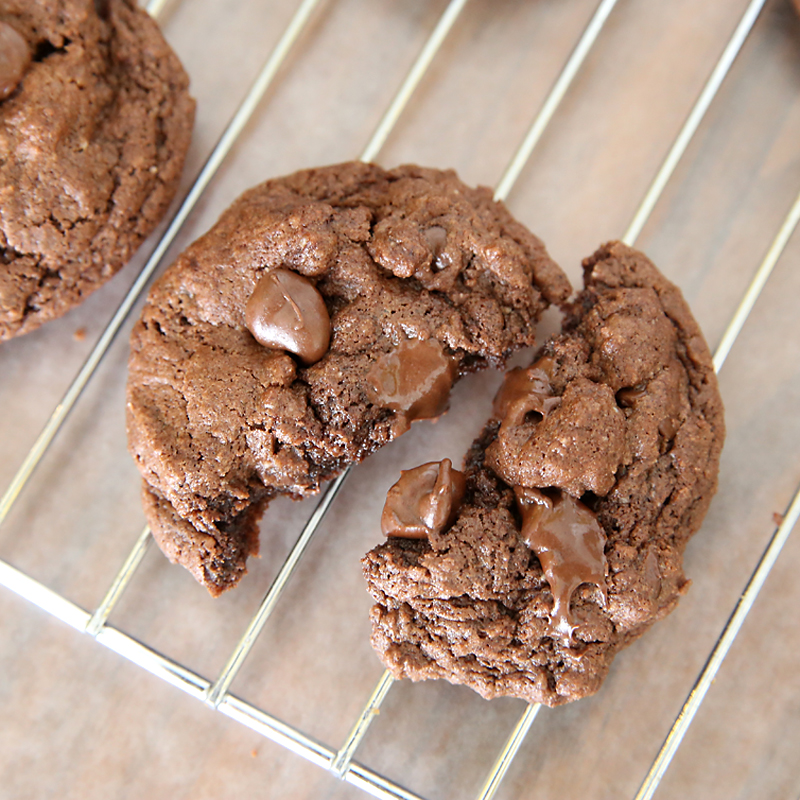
[0,0,194,340]
[126,162,570,595]
[363,242,725,706]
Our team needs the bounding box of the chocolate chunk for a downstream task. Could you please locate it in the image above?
[363,241,725,706]
[616,386,646,408]
[245,268,331,365]
[0,21,30,101]
[0,0,194,341]
[492,362,561,427]
[515,487,607,642]
[382,459,466,539]
[424,225,448,270]
[366,338,458,430]
[127,162,569,595]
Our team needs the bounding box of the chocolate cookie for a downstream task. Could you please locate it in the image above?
[0,0,194,340]
[126,162,570,595]
[363,242,725,706]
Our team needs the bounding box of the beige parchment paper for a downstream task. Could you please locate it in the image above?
[1,0,800,798]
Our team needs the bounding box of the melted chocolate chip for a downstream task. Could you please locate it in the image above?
[424,225,448,270]
[382,459,466,539]
[515,487,607,642]
[493,363,561,429]
[245,268,331,365]
[0,22,31,101]
[424,225,447,255]
[366,338,458,427]
[616,386,647,408]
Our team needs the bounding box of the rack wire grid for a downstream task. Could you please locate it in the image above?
[1,0,799,798]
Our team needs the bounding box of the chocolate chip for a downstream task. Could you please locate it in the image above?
[515,486,607,643]
[245,268,331,365]
[94,0,111,20]
[424,225,448,271]
[492,362,559,428]
[0,21,31,101]
[366,337,458,427]
[616,385,646,408]
[381,459,466,539]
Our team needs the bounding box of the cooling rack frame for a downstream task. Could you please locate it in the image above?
[1,1,798,798]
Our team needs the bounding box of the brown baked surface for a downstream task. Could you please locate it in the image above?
[363,241,725,706]
[126,161,570,595]
[0,0,194,340]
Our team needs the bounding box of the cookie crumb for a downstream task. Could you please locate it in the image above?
[73,327,87,342]
[773,512,784,527]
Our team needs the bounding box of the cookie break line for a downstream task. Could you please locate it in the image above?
[336,0,624,785]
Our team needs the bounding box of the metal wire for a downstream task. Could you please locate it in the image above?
[331,669,396,778]
[713,187,800,373]
[205,470,350,708]
[631,188,800,800]
[493,0,620,204]
[635,486,800,800]
[621,0,767,247]
[85,525,153,637]
[0,557,425,799]
[145,0,169,18]
[475,704,543,800]
[360,0,470,164]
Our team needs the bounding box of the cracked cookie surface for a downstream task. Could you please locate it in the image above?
[363,242,725,706]
[126,161,570,595]
[0,0,194,340]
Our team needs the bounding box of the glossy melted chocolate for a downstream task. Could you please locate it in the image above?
[0,22,30,101]
[491,357,609,641]
[493,360,560,429]
[515,487,607,642]
[245,268,331,365]
[366,338,458,428]
[382,459,466,539]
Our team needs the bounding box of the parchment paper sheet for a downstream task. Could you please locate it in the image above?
[1,1,800,798]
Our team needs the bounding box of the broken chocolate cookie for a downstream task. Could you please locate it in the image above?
[363,241,725,706]
[126,162,570,594]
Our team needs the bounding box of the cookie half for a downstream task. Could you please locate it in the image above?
[0,0,195,340]
[126,162,570,595]
[363,241,725,706]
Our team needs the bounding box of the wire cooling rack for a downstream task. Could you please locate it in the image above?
[1,1,800,798]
